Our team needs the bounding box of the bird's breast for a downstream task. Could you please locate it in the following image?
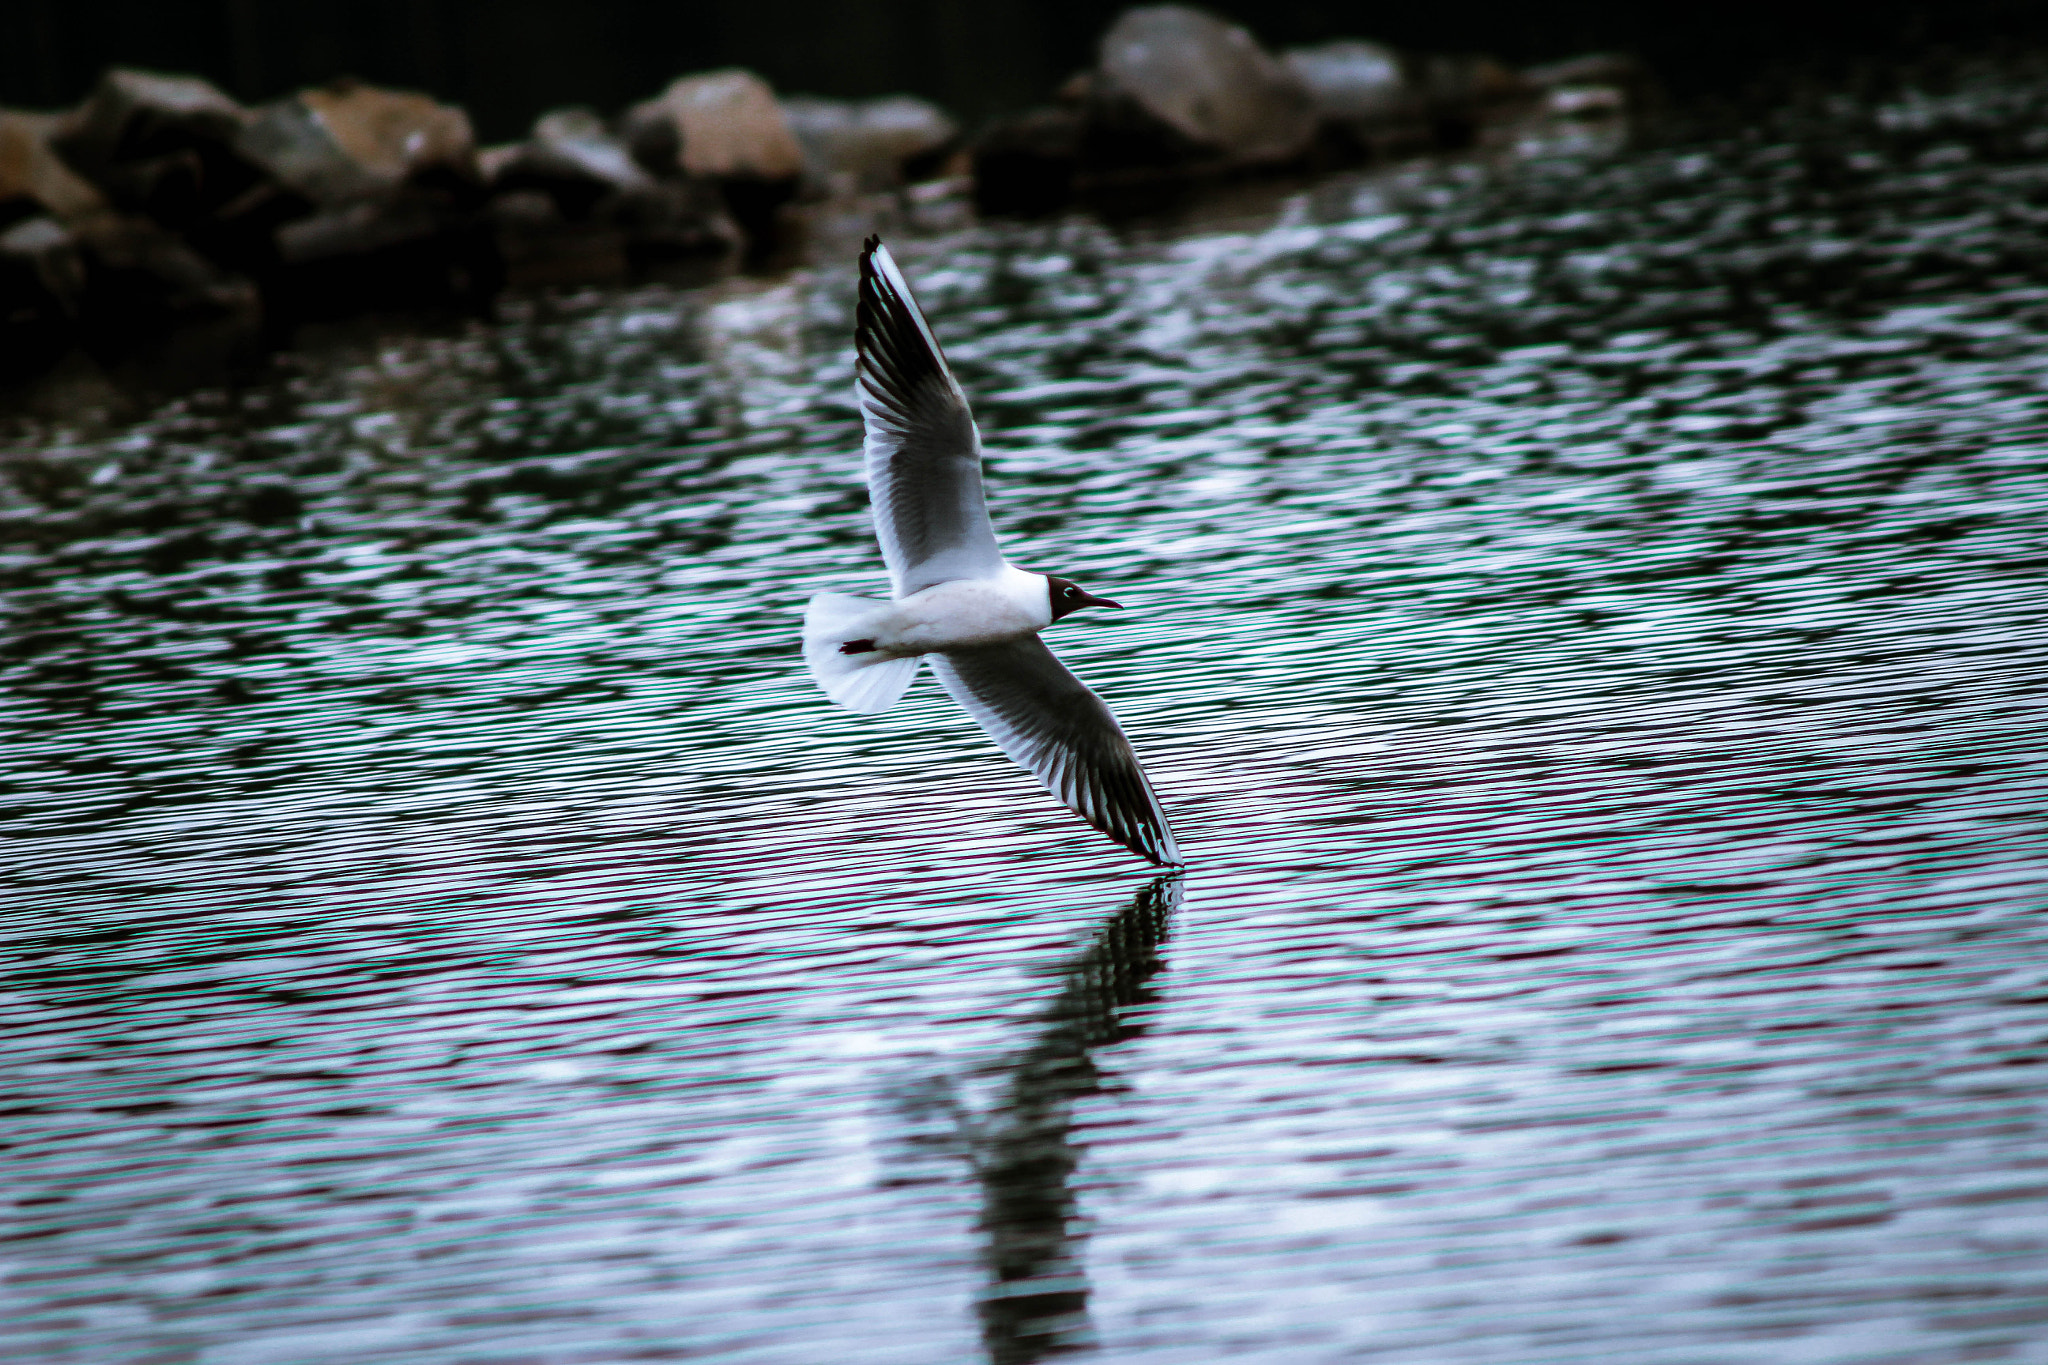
[876,570,1050,654]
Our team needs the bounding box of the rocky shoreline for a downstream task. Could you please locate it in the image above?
[0,4,1644,386]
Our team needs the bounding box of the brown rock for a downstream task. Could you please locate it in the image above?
[1094,6,1317,167]
[0,111,109,223]
[237,79,477,206]
[299,81,476,190]
[623,70,802,182]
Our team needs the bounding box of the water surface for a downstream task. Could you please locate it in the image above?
[4,63,2047,1364]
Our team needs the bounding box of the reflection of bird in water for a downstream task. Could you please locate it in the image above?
[975,874,1181,1362]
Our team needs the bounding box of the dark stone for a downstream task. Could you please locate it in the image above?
[483,108,739,285]
[67,211,259,352]
[971,107,1082,215]
[0,215,83,376]
[48,69,264,229]
[234,81,491,319]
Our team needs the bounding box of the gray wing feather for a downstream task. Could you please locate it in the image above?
[856,239,1006,594]
[930,638,1181,867]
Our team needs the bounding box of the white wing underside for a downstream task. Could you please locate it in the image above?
[851,240,1181,867]
[854,243,1006,595]
[929,638,1180,867]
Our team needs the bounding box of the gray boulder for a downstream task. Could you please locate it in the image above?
[1283,41,1416,125]
[485,108,738,286]
[483,107,655,218]
[1093,6,1317,167]
[781,95,957,194]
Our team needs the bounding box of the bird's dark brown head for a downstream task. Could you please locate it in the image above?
[1047,575,1123,621]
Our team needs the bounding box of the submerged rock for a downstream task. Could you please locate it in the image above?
[1092,5,1317,167]
[781,94,957,194]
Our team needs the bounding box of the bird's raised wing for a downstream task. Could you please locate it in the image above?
[929,638,1181,866]
[855,237,1006,595]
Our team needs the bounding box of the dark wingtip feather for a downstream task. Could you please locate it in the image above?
[856,234,950,428]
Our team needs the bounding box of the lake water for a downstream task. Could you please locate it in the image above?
[4,61,2047,1364]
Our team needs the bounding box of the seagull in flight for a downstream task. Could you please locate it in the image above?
[802,236,1180,867]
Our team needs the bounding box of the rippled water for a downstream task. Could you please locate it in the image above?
[6,62,2048,1364]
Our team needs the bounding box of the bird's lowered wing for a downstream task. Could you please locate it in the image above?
[855,238,1006,595]
[929,638,1181,867]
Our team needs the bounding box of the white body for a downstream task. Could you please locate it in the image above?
[865,566,1050,656]
[802,566,1049,714]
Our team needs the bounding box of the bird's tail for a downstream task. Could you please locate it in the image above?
[803,593,921,714]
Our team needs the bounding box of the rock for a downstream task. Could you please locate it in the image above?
[485,107,654,218]
[62,210,260,353]
[485,107,738,286]
[48,69,260,227]
[781,94,957,193]
[232,80,486,318]
[1521,53,1654,121]
[0,111,108,225]
[1522,53,1649,95]
[1,215,86,375]
[237,79,477,205]
[1283,41,1416,125]
[622,69,803,183]
[1371,54,1524,150]
[1419,56,1527,118]
[487,190,629,286]
[1092,6,1317,168]
[971,107,1083,214]
[274,196,450,263]
[621,69,802,252]
[1544,85,1627,119]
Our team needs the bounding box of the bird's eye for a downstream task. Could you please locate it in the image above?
[1066,587,1079,597]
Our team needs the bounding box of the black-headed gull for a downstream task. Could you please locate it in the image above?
[803,237,1180,867]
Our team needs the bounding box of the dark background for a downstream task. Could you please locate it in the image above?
[3,0,2045,139]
